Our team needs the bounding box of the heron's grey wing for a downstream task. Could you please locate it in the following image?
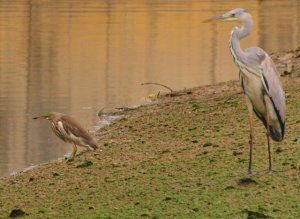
[244,47,285,131]
[244,47,266,69]
[260,53,285,124]
[244,48,285,117]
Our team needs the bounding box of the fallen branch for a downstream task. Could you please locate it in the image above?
[141,82,173,93]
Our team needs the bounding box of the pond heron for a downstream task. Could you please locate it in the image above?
[205,8,285,175]
[33,112,99,161]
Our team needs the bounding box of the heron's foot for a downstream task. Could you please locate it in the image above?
[268,168,273,175]
[247,169,253,177]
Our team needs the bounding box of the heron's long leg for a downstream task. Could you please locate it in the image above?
[71,144,77,159]
[264,95,272,173]
[245,95,254,175]
[67,144,77,162]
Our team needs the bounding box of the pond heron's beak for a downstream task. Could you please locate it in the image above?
[33,115,47,120]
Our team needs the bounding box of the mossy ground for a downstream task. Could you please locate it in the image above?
[0,75,299,218]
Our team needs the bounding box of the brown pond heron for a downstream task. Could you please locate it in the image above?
[33,112,99,161]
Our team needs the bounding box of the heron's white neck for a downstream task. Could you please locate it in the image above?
[229,13,253,60]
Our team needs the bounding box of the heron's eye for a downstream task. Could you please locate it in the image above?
[231,13,235,17]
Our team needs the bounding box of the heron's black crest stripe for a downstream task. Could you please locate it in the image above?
[262,74,269,90]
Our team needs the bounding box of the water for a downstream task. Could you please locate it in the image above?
[0,0,299,177]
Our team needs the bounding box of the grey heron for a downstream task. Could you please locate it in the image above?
[205,8,286,175]
[34,112,99,161]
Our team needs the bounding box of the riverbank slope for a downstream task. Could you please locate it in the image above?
[0,48,300,218]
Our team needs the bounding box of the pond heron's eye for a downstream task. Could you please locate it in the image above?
[231,13,236,17]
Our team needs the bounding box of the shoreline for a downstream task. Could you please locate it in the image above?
[0,48,299,218]
[4,46,300,179]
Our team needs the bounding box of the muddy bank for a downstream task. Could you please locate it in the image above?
[271,46,300,76]
[0,48,299,218]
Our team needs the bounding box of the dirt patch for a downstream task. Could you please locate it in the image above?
[238,177,258,186]
[271,47,300,76]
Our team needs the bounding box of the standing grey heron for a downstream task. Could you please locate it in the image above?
[33,112,99,161]
[205,8,285,175]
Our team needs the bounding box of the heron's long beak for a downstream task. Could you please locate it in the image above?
[202,15,226,23]
[33,115,48,120]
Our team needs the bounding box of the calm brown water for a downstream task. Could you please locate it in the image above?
[0,0,299,177]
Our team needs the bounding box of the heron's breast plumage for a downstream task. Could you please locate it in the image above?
[51,121,67,142]
[240,72,265,113]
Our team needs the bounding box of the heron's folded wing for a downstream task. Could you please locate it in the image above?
[260,55,286,125]
[60,115,92,140]
[244,47,285,124]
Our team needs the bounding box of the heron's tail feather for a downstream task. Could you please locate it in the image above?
[269,124,285,142]
[89,141,99,150]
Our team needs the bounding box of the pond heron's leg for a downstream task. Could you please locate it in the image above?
[67,144,77,162]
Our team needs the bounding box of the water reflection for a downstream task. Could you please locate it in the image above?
[0,0,299,177]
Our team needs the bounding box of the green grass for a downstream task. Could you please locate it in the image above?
[0,78,299,218]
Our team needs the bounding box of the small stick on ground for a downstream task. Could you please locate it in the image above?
[141,82,174,93]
